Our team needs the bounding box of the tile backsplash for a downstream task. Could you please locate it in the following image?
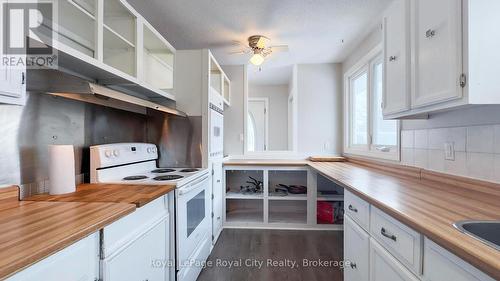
[401,125,500,183]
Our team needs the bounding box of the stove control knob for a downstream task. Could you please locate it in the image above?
[147,147,152,153]
[113,150,120,157]
[104,150,112,158]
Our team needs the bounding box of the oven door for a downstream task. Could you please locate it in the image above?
[175,174,210,266]
[209,106,224,158]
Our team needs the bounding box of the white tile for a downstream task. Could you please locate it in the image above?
[446,127,467,152]
[494,155,500,183]
[427,149,445,172]
[494,125,500,154]
[414,130,428,149]
[444,152,467,177]
[467,125,494,153]
[428,128,446,150]
[414,149,428,169]
[401,131,415,149]
[466,152,495,181]
[401,148,415,166]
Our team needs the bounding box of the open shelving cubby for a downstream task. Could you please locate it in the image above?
[225,169,264,224]
[268,170,308,200]
[142,23,174,94]
[103,0,137,77]
[316,173,344,226]
[269,200,307,224]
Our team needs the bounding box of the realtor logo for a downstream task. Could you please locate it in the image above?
[1,1,58,68]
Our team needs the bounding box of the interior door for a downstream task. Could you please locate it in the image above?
[247,99,267,151]
[211,161,223,244]
[383,0,410,115]
[411,0,462,108]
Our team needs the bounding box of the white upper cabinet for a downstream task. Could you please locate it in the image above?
[411,0,462,108]
[0,64,26,105]
[383,0,500,119]
[383,0,410,115]
[103,0,137,78]
[30,0,176,102]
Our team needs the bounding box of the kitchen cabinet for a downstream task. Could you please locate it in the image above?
[383,0,500,119]
[344,190,495,281]
[6,232,99,281]
[0,64,26,105]
[423,238,494,281]
[370,238,419,281]
[101,195,172,281]
[29,0,176,102]
[102,217,169,281]
[382,0,410,115]
[223,165,344,230]
[211,160,224,244]
[344,216,369,281]
[411,0,462,108]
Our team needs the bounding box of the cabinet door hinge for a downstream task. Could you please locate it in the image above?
[211,194,214,200]
[21,72,25,85]
[211,212,214,218]
[211,169,214,176]
[460,73,467,88]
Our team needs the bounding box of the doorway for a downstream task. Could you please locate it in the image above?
[247,98,269,152]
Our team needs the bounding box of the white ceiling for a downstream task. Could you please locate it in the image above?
[128,0,392,85]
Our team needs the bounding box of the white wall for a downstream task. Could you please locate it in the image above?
[296,63,343,155]
[249,84,289,150]
[222,65,246,156]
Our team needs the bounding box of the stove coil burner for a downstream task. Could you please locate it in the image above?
[179,168,199,173]
[123,175,148,181]
[153,175,184,181]
[151,168,176,173]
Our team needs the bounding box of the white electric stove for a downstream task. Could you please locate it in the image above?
[90,143,212,281]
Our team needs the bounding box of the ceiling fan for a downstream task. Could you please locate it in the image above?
[230,35,289,66]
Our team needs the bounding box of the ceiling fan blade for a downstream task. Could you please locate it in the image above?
[228,49,250,55]
[256,36,270,49]
[270,45,289,53]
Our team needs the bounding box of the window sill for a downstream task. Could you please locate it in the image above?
[344,148,400,162]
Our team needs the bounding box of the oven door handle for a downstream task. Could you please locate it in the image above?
[178,175,209,196]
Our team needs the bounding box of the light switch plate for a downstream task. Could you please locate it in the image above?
[444,142,455,161]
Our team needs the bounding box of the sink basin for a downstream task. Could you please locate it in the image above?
[453,220,500,250]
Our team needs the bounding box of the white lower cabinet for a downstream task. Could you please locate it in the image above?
[423,238,494,281]
[344,191,495,281]
[101,195,172,281]
[370,238,420,281]
[344,216,369,281]
[102,217,169,281]
[7,232,99,281]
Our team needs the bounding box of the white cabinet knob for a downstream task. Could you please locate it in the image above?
[113,150,119,157]
[104,150,112,158]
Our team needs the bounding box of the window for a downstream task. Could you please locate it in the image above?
[344,47,399,160]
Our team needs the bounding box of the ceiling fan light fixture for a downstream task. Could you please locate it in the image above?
[250,53,265,66]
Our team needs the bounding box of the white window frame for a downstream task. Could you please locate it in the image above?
[343,44,400,161]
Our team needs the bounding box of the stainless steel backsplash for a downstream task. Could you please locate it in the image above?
[0,92,201,195]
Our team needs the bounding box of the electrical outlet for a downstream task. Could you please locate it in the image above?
[444,142,455,161]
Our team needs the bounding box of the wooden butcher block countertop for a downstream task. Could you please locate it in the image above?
[0,186,135,280]
[309,161,500,279]
[24,183,176,207]
[223,159,310,166]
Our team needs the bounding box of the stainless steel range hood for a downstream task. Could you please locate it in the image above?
[28,70,186,117]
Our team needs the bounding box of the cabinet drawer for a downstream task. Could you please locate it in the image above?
[370,238,419,281]
[370,207,422,275]
[345,190,370,231]
[103,195,169,256]
[423,238,494,281]
[344,216,369,281]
